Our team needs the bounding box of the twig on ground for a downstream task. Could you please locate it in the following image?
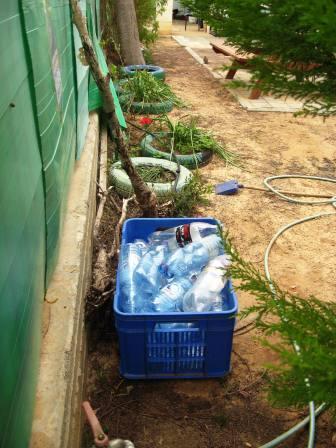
[94,185,113,241]
[96,182,122,213]
[234,319,255,334]
[96,181,106,195]
[113,379,125,393]
[141,413,185,428]
[232,349,252,377]
[108,191,122,213]
[234,327,257,337]
[92,248,110,292]
[108,195,136,259]
[98,400,137,420]
[86,287,115,310]
[226,369,267,397]
[158,200,173,209]
[91,189,131,293]
[234,320,256,335]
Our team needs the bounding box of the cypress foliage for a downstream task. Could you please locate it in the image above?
[182,0,336,116]
[223,233,336,414]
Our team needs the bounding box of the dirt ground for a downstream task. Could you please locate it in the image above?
[84,38,336,448]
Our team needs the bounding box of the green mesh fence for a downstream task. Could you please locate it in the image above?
[22,0,77,283]
[73,0,90,159]
[0,2,46,446]
[0,0,125,446]
[87,4,126,128]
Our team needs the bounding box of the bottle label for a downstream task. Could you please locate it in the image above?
[175,224,192,247]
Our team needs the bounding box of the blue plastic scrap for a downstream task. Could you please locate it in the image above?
[215,180,242,195]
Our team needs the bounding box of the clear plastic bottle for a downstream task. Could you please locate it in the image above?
[133,239,148,256]
[163,234,223,279]
[134,244,169,299]
[149,222,219,251]
[119,243,142,313]
[152,277,193,313]
[183,255,231,312]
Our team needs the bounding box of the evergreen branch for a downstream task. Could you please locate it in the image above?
[181,0,336,117]
[220,230,336,413]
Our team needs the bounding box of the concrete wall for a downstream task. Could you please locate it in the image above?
[158,0,173,35]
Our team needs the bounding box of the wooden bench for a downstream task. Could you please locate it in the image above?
[210,43,262,99]
[211,43,319,100]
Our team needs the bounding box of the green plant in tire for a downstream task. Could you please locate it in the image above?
[120,71,184,109]
[149,115,240,167]
[133,165,176,183]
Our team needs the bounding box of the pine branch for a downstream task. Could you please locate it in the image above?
[220,230,336,413]
[182,0,336,116]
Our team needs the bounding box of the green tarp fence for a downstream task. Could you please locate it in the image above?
[22,0,77,283]
[87,3,126,128]
[0,1,125,446]
[74,0,90,159]
[0,2,46,446]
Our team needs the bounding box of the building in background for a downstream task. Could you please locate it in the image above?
[157,0,174,34]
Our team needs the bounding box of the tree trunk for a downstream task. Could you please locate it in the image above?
[114,0,145,65]
[70,0,157,217]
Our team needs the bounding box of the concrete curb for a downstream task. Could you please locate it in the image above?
[30,113,100,448]
[172,35,303,113]
[172,36,224,80]
[185,46,224,79]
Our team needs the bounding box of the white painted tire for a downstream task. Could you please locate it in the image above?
[109,157,192,201]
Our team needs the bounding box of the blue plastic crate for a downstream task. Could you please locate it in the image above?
[114,218,238,379]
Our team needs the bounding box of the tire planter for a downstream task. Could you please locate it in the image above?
[109,157,192,201]
[140,133,213,170]
[122,64,166,81]
[116,80,174,115]
[118,94,173,115]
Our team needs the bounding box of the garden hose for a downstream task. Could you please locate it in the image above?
[258,175,336,448]
[259,404,326,448]
[264,175,336,206]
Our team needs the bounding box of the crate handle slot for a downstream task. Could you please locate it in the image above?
[151,322,203,332]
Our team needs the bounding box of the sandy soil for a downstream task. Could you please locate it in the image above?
[84,38,336,448]
[155,38,336,302]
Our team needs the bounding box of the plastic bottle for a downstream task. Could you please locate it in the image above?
[163,234,223,279]
[210,295,226,312]
[119,243,142,313]
[133,239,148,256]
[134,244,169,300]
[149,222,219,251]
[152,277,193,313]
[183,255,231,312]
